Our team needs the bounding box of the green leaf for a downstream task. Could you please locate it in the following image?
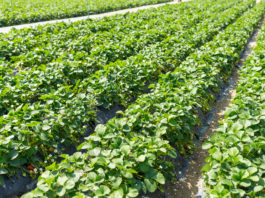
[228,147,239,157]
[202,142,212,150]
[231,189,245,196]
[254,185,263,192]
[78,183,90,192]
[144,179,157,193]
[95,185,110,196]
[38,183,50,192]
[122,171,133,179]
[57,175,68,186]
[128,188,139,197]
[87,172,97,181]
[89,147,101,157]
[139,163,150,173]
[0,167,8,175]
[201,164,211,172]
[42,125,51,131]
[232,122,243,131]
[95,124,106,136]
[112,177,122,188]
[9,150,19,160]
[109,162,116,169]
[249,175,259,182]
[168,149,177,158]
[40,133,49,141]
[248,167,257,175]
[121,145,130,155]
[104,133,116,139]
[73,192,85,198]
[215,185,224,193]
[168,115,178,126]
[137,155,145,162]
[212,151,222,161]
[154,172,165,184]
[21,192,34,198]
[65,179,76,190]
[240,179,251,187]
[57,186,66,196]
[123,124,130,132]
[110,188,124,198]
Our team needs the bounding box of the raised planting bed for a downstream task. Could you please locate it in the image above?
[202,11,265,198]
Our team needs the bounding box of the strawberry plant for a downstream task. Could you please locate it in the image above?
[0,1,237,181]
[0,0,249,181]
[22,1,265,197]
[0,0,219,116]
[202,9,265,198]
[0,0,173,27]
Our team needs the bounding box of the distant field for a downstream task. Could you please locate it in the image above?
[0,0,172,27]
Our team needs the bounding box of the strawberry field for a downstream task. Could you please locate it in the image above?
[202,16,265,198]
[1,0,265,197]
[0,0,172,27]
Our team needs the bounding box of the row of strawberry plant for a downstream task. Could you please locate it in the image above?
[78,0,249,109]
[2,0,220,68]
[0,0,172,27]
[0,0,241,180]
[1,1,203,67]
[0,4,187,59]
[202,15,265,198]
[21,2,265,198]
[0,0,221,105]
[0,0,239,117]
[0,0,249,182]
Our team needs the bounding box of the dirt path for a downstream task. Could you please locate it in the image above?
[0,0,189,34]
[164,3,264,198]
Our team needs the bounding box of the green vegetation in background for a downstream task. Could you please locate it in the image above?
[22,1,265,197]
[0,0,233,179]
[0,0,172,27]
[203,10,265,198]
